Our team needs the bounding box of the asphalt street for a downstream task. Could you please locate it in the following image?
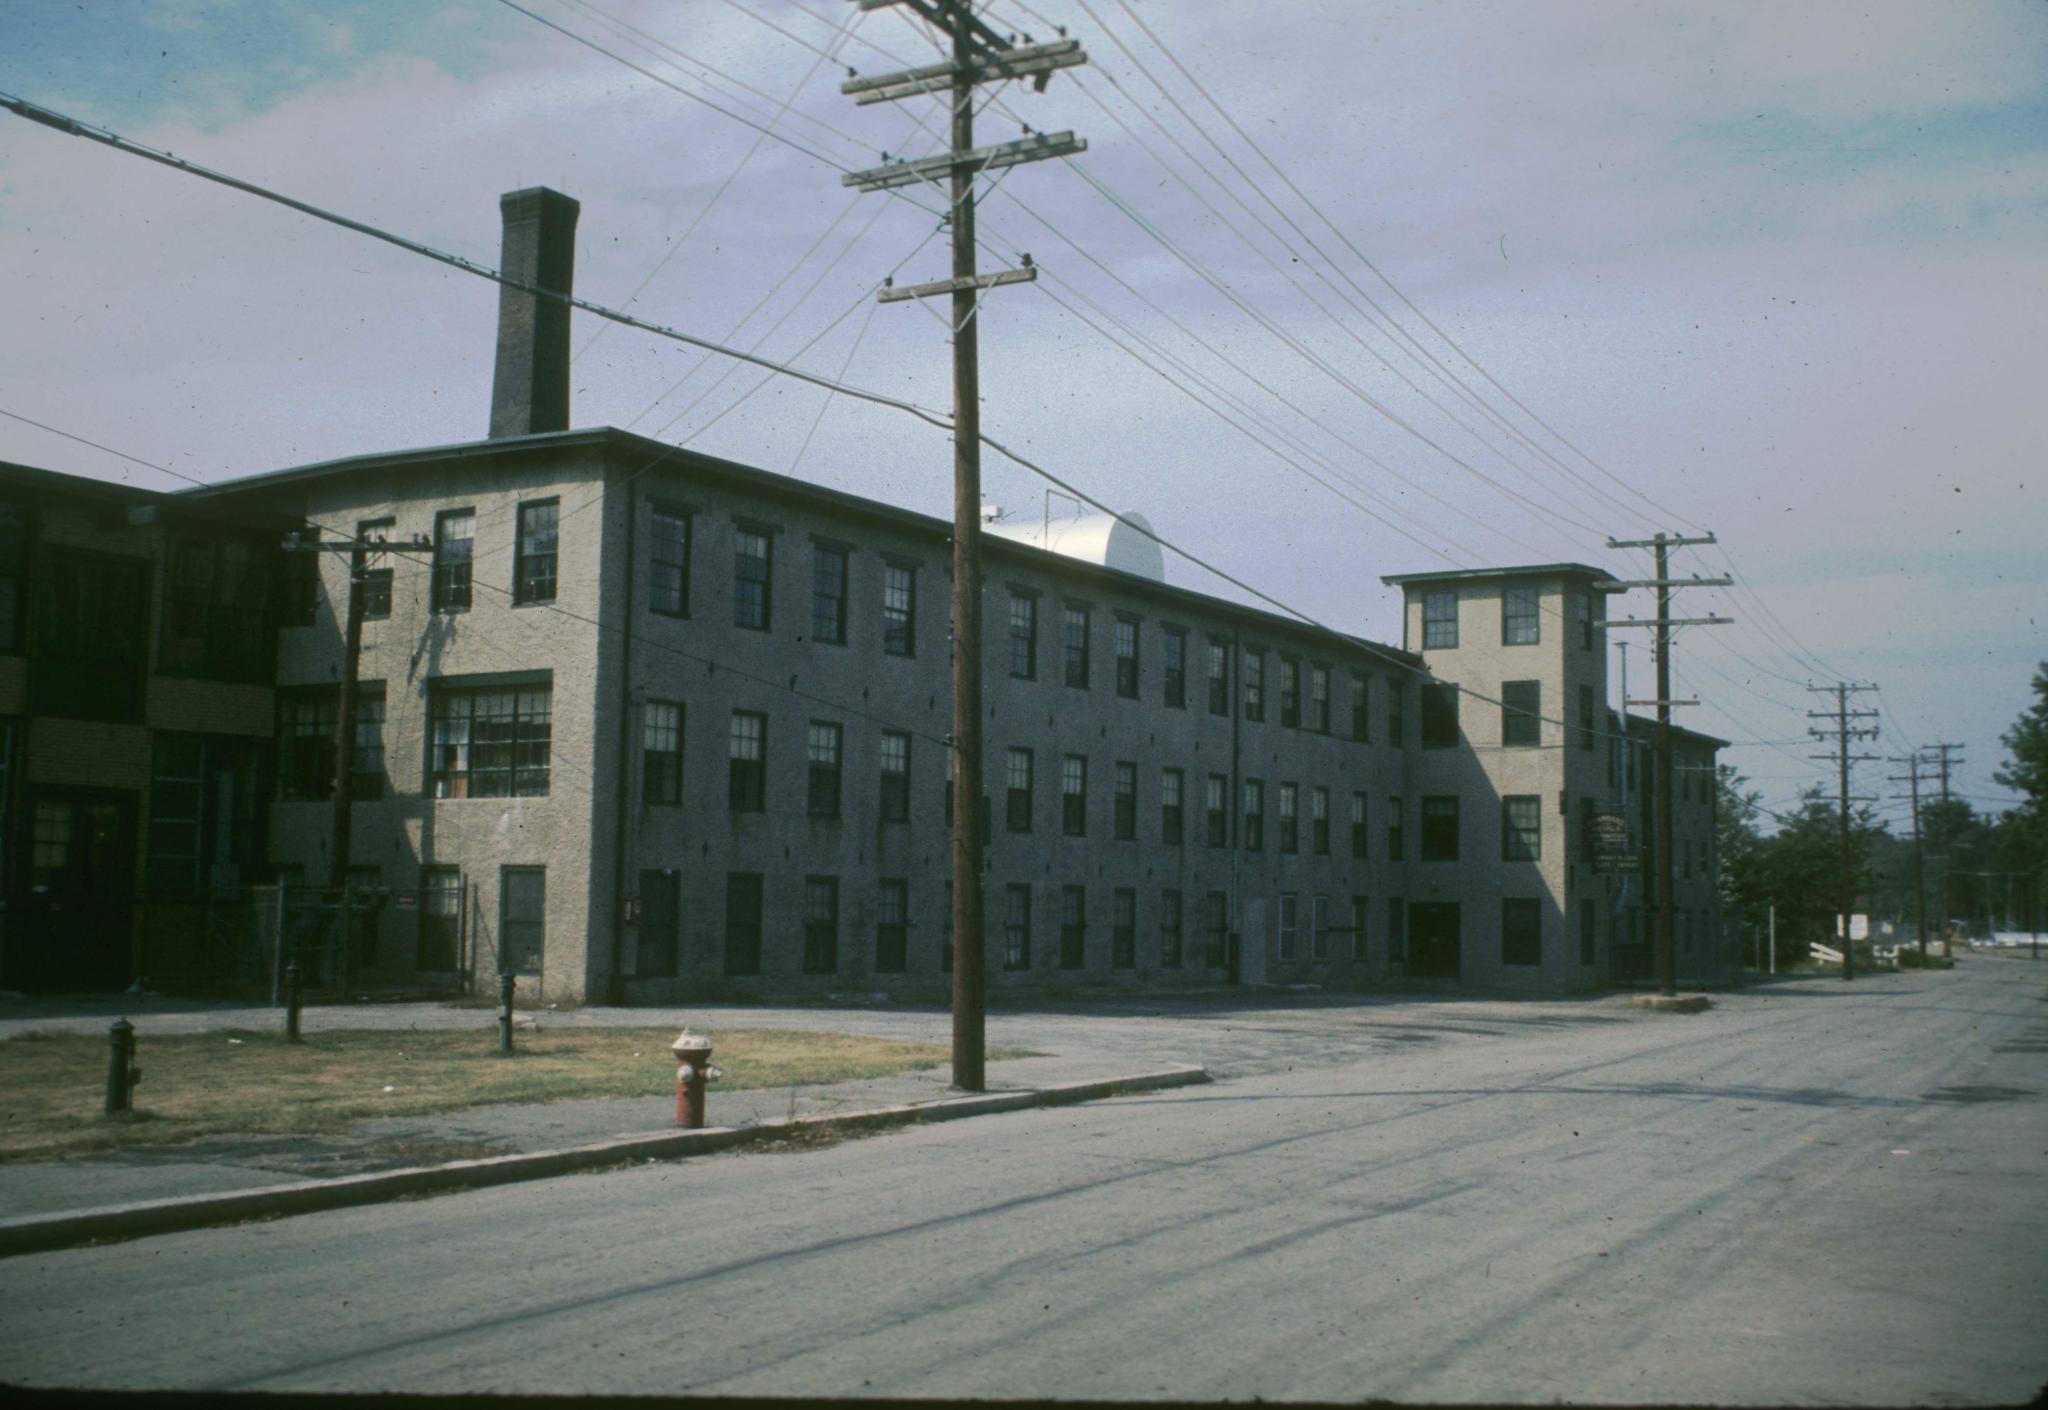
[2,962,2043,1404]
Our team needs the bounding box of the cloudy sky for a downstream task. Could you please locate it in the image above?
[2,0,2042,827]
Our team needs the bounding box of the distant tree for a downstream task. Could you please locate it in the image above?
[1714,766,1768,958]
[1992,663,2048,933]
[1741,788,1890,966]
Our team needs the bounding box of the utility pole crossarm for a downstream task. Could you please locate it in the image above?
[1607,532,1718,549]
[1611,577,1734,589]
[841,39,1086,103]
[1602,617,1735,629]
[878,265,1036,303]
[843,131,1087,191]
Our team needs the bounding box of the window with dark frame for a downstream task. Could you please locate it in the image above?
[1502,794,1541,861]
[734,528,773,631]
[807,721,843,818]
[803,876,839,974]
[358,518,394,620]
[1060,884,1086,969]
[643,700,682,806]
[1114,616,1139,698]
[1502,584,1539,645]
[501,867,546,975]
[1159,888,1183,967]
[1206,639,1229,715]
[1421,683,1459,748]
[1113,760,1136,840]
[1310,664,1331,733]
[811,541,847,644]
[1063,604,1090,688]
[279,524,319,630]
[162,535,270,681]
[429,679,552,799]
[1162,627,1186,707]
[432,509,474,612]
[1502,897,1542,966]
[144,732,261,893]
[1243,779,1265,852]
[650,503,691,617]
[352,685,387,801]
[1279,656,1300,728]
[1061,753,1087,836]
[1278,782,1299,854]
[278,689,338,801]
[728,710,767,812]
[879,730,910,822]
[877,878,909,972]
[514,499,559,605]
[882,561,915,656]
[1278,893,1299,961]
[1009,594,1037,678]
[1387,679,1405,747]
[1312,786,1330,855]
[1350,669,1369,742]
[1006,746,1034,833]
[637,869,680,978]
[1206,772,1228,847]
[1004,883,1031,970]
[1112,887,1137,968]
[1243,649,1265,722]
[1421,589,1458,648]
[418,866,462,970]
[1388,794,1404,861]
[1351,792,1368,859]
[1421,795,1460,861]
[725,872,763,975]
[1160,766,1184,845]
[1502,679,1541,747]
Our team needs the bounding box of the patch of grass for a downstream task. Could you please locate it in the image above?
[0,1027,952,1162]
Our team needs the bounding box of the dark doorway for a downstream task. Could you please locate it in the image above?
[9,788,137,993]
[1409,901,1462,979]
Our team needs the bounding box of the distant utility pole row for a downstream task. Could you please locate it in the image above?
[841,0,1090,1092]
[1887,749,1933,964]
[1605,532,1730,997]
[1809,683,1879,981]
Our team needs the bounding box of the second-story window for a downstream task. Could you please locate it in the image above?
[1163,627,1187,707]
[1421,795,1460,861]
[1160,766,1184,845]
[1063,604,1090,689]
[729,710,767,811]
[1422,589,1457,649]
[807,721,842,818]
[1502,585,1539,645]
[1310,664,1331,733]
[1243,779,1265,851]
[1421,683,1459,748]
[1244,649,1265,722]
[811,542,846,644]
[643,700,682,805]
[1061,753,1087,836]
[1115,616,1139,698]
[1006,747,1034,832]
[734,529,772,631]
[879,730,910,821]
[650,502,691,617]
[1312,785,1330,854]
[1350,792,1368,858]
[1279,657,1301,728]
[432,509,474,613]
[1350,668,1369,742]
[1502,680,1541,747]
[1388,678,1406,746]
[1503,794,1541,861]
[359,518,394,620]
[1009,594,1037,679]
[514,499,559,605]
[1206,773,1228,847]
[1206,640,1229,715]
[1279,782,1299,853]
[1113,760,1136,840]
[429,679,551,799]
[882,562,915,657]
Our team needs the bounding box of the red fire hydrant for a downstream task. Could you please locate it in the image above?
[671,1032,717,1128]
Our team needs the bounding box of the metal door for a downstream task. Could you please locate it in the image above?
[10,789,136,993]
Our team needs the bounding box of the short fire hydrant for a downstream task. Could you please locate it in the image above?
[106,1017,141,1115]
[671,1031,720,1129]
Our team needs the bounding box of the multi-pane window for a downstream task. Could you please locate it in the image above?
[162,535,270,680]
[1350,669,1369,742]
[638,870,679,978]
[807,721,843,818]
[1350,895,1370,962]
[1579,684,1597,751]
[725,872,763,975]
[1502,584,1539,645]
[1243,650,1265,722]
[1387,896,1407,964]
[1159,888,1183,968]
[1350,792,1369,859]
[1387,680,1405,747]
[430,680,552,798]
[432,509,474,612]
[1205,891,1229,968]
[278,690,338,801]
[643,701,682,806]
[811,541,847,644]
[514,499,559,605]
[650,502,691,617]
[1061,754,1088,837]
[501,867,546,975]
[877,879,909,972]
[879,730,911,822]
[1278,782,1299,854]
[1312,786,1330,855]
[1503,794,1541,861]
[145,732,261,892]
[352,685,387,801]
[280,524,319,630]
[1060,885,1086,969]
[359,518,394,620]
[882,562,915,656]
[1421,589,1458,649]
[1279,657,1300,727]
[1310,665,1331,733]
[1006,747,1034,833]
[803,876,839,974]
[1206,640,1229,715]
[1388,794,1405,861]
[1063,605,1090,688]
[1009,594,1037,678]
[1162,627,1186,707]
[1206,773,1229,847]
[1421,795,1460,861]
[1502,897,1542,966]
[1160,767,1184,845]
[1113,760,1137,840]
[734,528,773,631]
[1502,680,1541,748]
[418,866,462,970]
[1004,883,1032,970]
[1112,888,1137,968]
[1115,617,1139,698]
[728,711,767,812]
[1421,683,1459,748]
[1243,779,1265,852]
[1278,892,1299,961]
[1311,894,1330,961]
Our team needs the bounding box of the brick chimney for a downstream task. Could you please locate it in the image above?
[489,186,580,439]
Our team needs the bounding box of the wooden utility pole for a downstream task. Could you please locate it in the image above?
[1924,741,1964,940]
[842,1,1087,1092]
[1605,533,1730,996]
[1808,683,1879,980]
[1889,751,1931,963]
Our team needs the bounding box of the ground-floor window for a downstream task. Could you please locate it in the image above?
[1112,888,1137,968]
[639,869,679,977]
[418,867,462,970]
[500,866,546,975]
[803,876,839,974]
[876,879,908,973]
[1502,897,1541,967]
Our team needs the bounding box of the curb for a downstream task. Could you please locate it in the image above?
[0,1065,1208,1259]
[1631,994,1713,1013]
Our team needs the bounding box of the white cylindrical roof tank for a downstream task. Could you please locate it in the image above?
[988,510,1165,583]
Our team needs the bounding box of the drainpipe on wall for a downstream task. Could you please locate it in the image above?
[607,477,639,1005]
[1229,629,1242,984]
